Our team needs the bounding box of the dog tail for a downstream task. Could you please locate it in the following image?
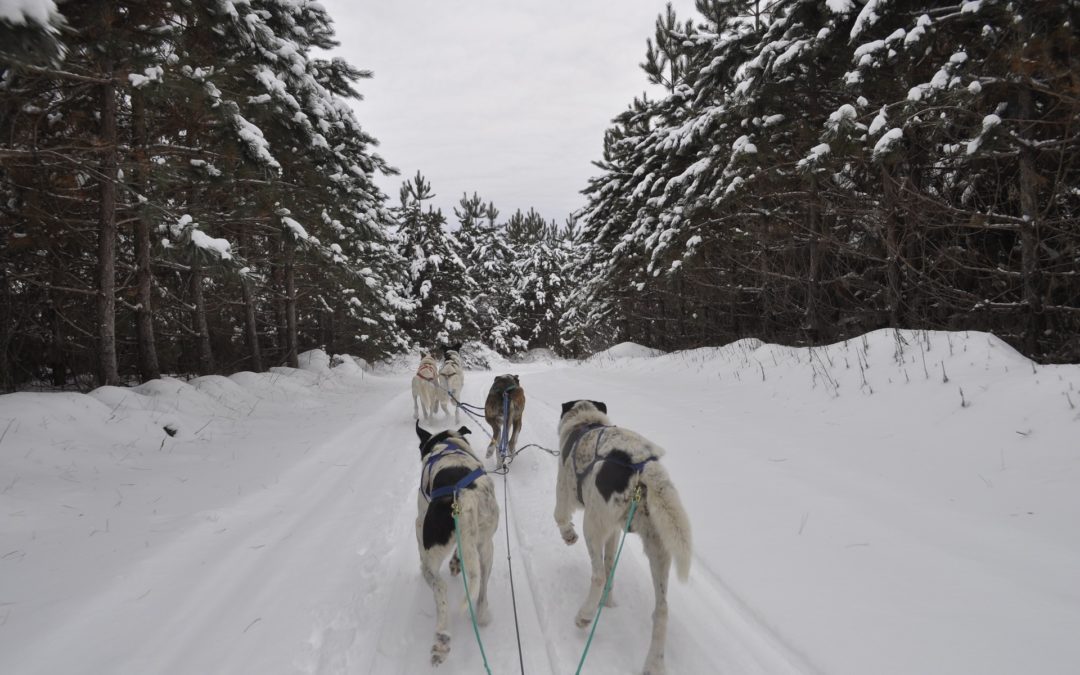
[642,462,692,582]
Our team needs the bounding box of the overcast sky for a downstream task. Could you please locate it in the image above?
[318,0,698,225]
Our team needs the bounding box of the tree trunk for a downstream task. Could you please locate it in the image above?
[881,164,903,328]
[0,267,13,391]
[1017,83,1042,356]
[96,56,119,386]
[241,275,263,371]
[131,88,161,381]
[283,234,299,368]
[238,224,263,371]
[190,255,215,374]
[272,235,288,363]
[804,177,825,341]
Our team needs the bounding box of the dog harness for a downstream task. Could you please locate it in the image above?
[563,424,657,504]
[420,441,486,502]
[416,362,437,381]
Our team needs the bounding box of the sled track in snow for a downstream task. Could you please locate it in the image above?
[300,370,823,675]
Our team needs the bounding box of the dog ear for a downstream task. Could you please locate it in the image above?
[415,421,432,446]
[561,401,577,417]
[457,425,471,436]
[590,400,608,414]
[512,374,520,383]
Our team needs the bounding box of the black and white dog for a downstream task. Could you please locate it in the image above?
[555,400,692,675]
[435,343,465,423]
[415,422,498,666]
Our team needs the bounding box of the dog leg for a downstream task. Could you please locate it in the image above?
[476,536,494,626]
[575,514,614,628]
[486,417,499,459]
[449,550,460,576]
[413,392,419,420]
[554,468,578,545]
[421,559,452,666]
[508,415,522,454]
[641,530,671,675]
[603,532,619,607]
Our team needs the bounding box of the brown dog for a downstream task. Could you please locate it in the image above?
[484,374,525,468]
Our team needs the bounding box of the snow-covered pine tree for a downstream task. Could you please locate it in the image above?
[395,173,477,347]
[454,192,521,353]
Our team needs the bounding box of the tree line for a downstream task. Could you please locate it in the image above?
[568,0,1080,363]
[0,1,575,391]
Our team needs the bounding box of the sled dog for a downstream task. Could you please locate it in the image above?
[555,400,692,675]
[435,343,465,422]
[415,422,499,666]
[484,374,525,468]
[412,352,439,420]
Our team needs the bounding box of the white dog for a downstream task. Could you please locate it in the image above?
[412,352,439,420]
[415,422,498,666]
[555,400,692,675]
[435,343,465,422]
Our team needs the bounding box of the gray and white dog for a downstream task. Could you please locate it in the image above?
[555,400,692,675]
[412,352,439,420]
[435,343,465,422]
[415,422,498,666]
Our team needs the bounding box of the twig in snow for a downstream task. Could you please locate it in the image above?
[959,387,968,408]
[243,617,262,633]
[941,361,949,383]
[0,419,14,448]
[798,512,810,535]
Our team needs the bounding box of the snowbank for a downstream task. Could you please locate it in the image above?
[587,341,666,361]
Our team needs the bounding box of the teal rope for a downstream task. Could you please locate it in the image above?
[574,486,642,675]
[453,506,494,675]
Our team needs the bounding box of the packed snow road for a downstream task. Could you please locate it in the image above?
[2,332,1078,674]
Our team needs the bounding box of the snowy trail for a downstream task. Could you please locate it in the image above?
[3,334,1078,674]
[514,369,817,675]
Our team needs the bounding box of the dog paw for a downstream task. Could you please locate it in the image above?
[560,526,578,546]
[431,632,451,665]
[449,552,461,576]
[485,443,495,458]
[477,603,492,626]
[604,592,617,608]
[642,660,667,675]
[574,610,594,629]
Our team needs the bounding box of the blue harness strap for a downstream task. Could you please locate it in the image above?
[420,441,486,502]
[427,467,486,502]
[564,424,657,504]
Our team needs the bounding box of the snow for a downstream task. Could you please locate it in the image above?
[2,329,1078,674]
[797,143,831,170]
[873,127,904,158]
[732,135,758,156]
[850,0,886,39]
[868,106,889,136]
[190,229,233,260]
[587,341,665,361]
[282,216,310,241]
[827,104,857,132]
[0,0,56,26]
